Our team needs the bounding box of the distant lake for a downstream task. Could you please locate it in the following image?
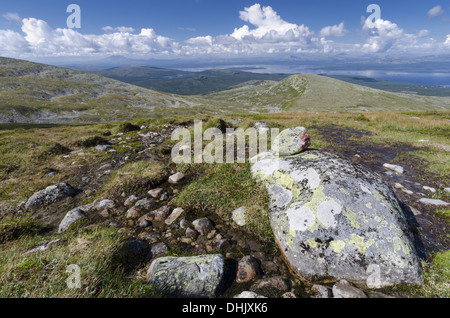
[207,64,450,87]
[317,70,450,87]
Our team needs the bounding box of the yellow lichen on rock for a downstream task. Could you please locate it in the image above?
[330,240,346,253]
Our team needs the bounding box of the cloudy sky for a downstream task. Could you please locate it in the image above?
[0,0,449,62]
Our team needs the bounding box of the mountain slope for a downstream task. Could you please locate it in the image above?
[90,66,289,95]
[206,74,450,113]
[0,57,239,123]
[1,57,450,124]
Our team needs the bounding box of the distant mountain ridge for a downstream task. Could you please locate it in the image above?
[0,57,233,123]
[206,74,450,113]
[90,66,289,95]
[1,56,449,123]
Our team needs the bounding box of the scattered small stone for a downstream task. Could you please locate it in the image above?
[124,195,139,207]
[422,186,436,193]
[149,242,169,259]
[95,199,115,211]
[81,176,91,183]
[236,256,261,283]
[109,221,121,227]
[332,280,367,298]
[311,284,332,298]
[180,219,189,229]
[181,237,193,244]
[192,218,215,236]
[25,239,61,254]
[168,172,185,184]
[160,193,169,201]
[145,232,162,243]
[383,163,404,175]
[97,163,112,171]
[185,227,199,239]
[95,144,112,151]
[152,205,173,222]
[250,276,292,295]
[232,207,246,227]
[165,207,184,225]
[126,207,140,219]
[271,126,311,156]
[234,291,267,298]
[419,198,450,206]
[282,292,297,298]
[367,291,395,298]
[407,205,422,216]
[58,207,86,233]
[445,188,450,193]
[215,238,231,251]
[134,198,158,212]
[402,188,414,195]
[148,188,164,198]
[139,220,150,228]
[206,230,217,240]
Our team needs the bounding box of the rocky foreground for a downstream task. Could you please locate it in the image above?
[10,118,448,299]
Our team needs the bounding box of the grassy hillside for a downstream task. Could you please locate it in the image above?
[1,57,450,123]
[0,57,238,123]
[325,75,450,97]
[91,67,289,95]
[207,74,450,113]
[0,111,448,298]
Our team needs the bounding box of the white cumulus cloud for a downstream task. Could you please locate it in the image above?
[428,5,444,18]
[230,4,314,43]
[0,3,449,59]
[445,35,450,46]
[102,26,135,33]
[3,12,21,22]
[320,22,347,37]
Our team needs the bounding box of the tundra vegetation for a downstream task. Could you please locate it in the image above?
[0,111,448,298]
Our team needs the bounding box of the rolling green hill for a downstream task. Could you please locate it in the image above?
[91,66,289,95]
[1,57,450,123]
[206,74,450,113]
[0,57,240,123]
[324,75,450,97]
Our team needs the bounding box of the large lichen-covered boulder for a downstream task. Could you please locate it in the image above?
[251,150,422,287]
[146,254,225,298]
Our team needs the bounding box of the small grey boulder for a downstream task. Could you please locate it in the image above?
[25,183,77,209]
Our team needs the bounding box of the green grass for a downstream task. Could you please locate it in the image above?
[394,250,450,298]
[0,214,43,244]
[174,163,273,242]
[0,225,156,298]
[99,160,168,198]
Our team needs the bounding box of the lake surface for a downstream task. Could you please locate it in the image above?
[317,70,450,87]
[188,64,450,87]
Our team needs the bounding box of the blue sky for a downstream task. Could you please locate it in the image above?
[0,0,449,61]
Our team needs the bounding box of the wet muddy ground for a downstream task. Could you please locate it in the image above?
[311,124,449,260]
